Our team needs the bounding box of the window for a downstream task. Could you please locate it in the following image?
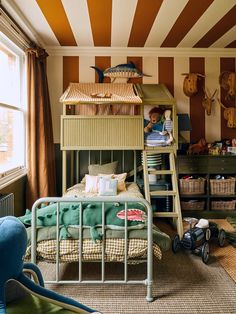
[0,32,26,188]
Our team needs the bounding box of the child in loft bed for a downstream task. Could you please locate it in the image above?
[144,107,173,146]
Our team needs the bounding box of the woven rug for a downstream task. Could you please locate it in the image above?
[39,230,236,313]
[226,217,236,247]
[209,219,236,284]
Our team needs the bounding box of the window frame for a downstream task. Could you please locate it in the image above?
[0,32,27,189]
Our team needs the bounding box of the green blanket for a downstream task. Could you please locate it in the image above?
[26,224,171,252]
[19,202,147,242]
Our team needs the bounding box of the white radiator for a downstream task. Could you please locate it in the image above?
[0,193,14,217]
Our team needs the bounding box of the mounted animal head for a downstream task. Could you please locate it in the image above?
[202,88,217,115]
[181,73,205,97]
[217,98,236,128]
[219,71,236,100]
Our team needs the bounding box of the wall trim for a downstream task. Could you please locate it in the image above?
[45,46,236,57]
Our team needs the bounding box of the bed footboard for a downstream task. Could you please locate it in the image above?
[31,197,153,302]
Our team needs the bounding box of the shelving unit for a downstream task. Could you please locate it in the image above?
[177,155,236,218]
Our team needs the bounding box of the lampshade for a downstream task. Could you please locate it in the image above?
[177,114,192,132]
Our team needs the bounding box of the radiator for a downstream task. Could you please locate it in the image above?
[0,193,14,217]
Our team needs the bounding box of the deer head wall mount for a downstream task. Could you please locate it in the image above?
[202,88,218,116]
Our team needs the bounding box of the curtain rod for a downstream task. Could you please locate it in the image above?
[0,3,33,49]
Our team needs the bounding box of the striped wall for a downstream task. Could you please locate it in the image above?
[47,55,236,144]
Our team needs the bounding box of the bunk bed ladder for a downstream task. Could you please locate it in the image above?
[143,148,183,238]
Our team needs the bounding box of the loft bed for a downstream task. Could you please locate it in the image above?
[27,83,176,301]
[60,83,178,193]
[60,83,177,151]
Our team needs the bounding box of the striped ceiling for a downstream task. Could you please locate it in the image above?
[8,0,236,48]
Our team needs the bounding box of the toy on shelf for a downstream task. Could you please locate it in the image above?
[188,138,208,155]
[144,107,163,133]
[172,217,226,264]
[160,109,173,144]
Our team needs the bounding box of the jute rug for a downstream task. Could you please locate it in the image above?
[209,219,236,283]
[39,220,236,314]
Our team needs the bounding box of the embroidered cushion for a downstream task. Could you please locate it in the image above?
[98,178,118,196]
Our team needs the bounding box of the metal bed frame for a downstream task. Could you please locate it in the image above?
[31,196,154,302]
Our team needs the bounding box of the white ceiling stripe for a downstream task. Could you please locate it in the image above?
[204,58,221,142]
[211,25,236,48]
[12,0,59,46]
[111,0,137,47]
[145,0,188,47]
[179,0,236,47]
[62,0,94,46]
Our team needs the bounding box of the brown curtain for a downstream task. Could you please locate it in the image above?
[26,47,56,208]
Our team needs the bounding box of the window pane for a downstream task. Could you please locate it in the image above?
[0,44,20,107]
[0,107,24,173]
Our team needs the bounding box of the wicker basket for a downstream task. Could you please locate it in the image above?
[181,200,205,211]
[210,177,236,195]
[211,200,236,211]
[179,178,206,195]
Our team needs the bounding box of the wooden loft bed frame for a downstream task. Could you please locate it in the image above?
[60,83,178,192]
[60,83,178,151]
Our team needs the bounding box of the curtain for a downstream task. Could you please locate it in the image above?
[26,47,56,208]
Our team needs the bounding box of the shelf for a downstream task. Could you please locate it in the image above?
[209,194,236,198]
[180,194,208,198]
[177,155,236,218]
[182,210,236,219]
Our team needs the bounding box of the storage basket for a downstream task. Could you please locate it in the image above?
[210,177,236,195]
[211,200,236,211]
[181,200,205,211]
[179,178,206,195]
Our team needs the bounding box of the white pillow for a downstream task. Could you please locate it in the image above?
[85,175,99,193]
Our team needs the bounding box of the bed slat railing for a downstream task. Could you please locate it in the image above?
[67,149,138,193]
[56,202,60,282]
[31,197,153,302]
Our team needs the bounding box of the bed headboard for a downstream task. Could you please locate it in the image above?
[64,149,142,193]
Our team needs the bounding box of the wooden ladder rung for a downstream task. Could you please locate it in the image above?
[142,148,183,238]
[148,170,173,175]
[153,212,179,218]
[150,191,176,196]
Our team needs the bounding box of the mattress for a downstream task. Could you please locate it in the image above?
[25,238,162,263]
